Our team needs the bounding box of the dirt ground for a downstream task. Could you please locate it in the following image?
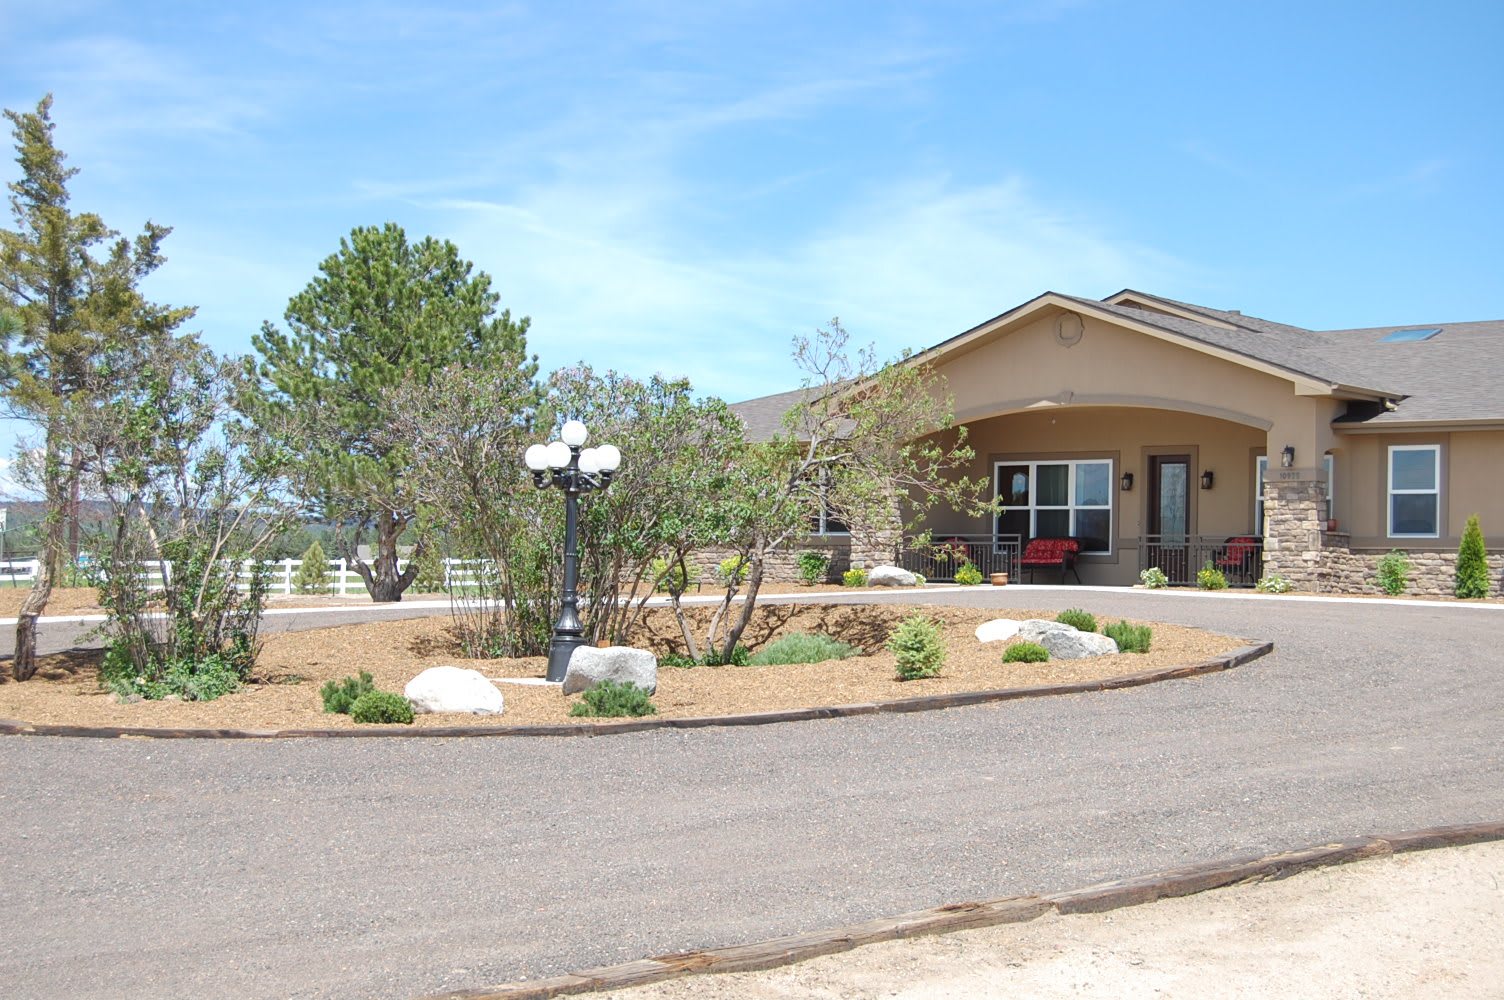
[0,603,1247,730]
[610,840,1504,999]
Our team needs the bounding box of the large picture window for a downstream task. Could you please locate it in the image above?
[1388,445,1440,538]
[994,459,1113,553]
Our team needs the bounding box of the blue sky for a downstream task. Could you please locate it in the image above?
[3,0,1502,413]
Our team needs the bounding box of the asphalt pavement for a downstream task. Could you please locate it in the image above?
[1,589,1501,999]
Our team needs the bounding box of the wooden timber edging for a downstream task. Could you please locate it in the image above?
[0,641,1273,741]
[416,819,1504,1000]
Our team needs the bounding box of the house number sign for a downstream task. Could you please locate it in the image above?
[1274,467,1323,482]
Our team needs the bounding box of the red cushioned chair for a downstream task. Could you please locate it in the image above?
[1216,536,1260,584]
[1020,537,1082,585]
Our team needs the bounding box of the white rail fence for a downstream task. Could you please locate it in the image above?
[0,558,491,597]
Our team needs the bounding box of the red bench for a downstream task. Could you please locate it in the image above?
[1020,537,1082,585]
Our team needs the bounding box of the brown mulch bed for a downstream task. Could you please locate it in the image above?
[0,604,1249,730]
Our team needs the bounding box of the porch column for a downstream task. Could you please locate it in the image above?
[1261,477,1327,589]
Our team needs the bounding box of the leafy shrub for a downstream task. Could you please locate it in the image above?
[1139,567,1169,589]
[321,671,377,714]
[1455,514,1489,599]
[702,643,751,666]
[1001,641,1049,663]
[350,690,415,724]
[887,614,944,680]
[1103,620,1152,653]
[410,543,448,593]
[1377,549,1411,595]
[1196,561,1228,590]
[715,555,748,587]
[568,680,658,717]
[749,632,860,666]
[1055,608,1097,632]
[842,567,868,587]
[105,652,245,702]
[1255,574,1292,594]
[912,572,927,586]
[796,550,832,586]
[659,652,698,668]
[953,562,984,586]
[294,539,331,594]
[649,555,696,594]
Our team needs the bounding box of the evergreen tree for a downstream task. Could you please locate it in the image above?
[246,223,533,602]
[1455,514,1490,599]
[293,539,331,594]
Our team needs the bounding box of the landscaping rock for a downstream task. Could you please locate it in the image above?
[404,666,505,715]
[564,646,658,695]
[867,565,918,587]
[1016,619,1078,642]
[1038,628,1120,659]
[975,618,1022,643]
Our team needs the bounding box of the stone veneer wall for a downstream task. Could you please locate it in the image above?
[1316,538,1504,597]
[1260,479,1327,589]
[690,533,897,586]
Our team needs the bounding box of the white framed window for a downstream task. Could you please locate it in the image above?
[994,459,1113,554]
[1255,453,1334,534]
[1388,445,1440,538]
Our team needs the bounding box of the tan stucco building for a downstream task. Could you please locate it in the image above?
[734,289,1504,595]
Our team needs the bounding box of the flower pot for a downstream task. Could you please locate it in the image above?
[990,572,1008,586]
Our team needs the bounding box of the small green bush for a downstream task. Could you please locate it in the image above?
[912,571,927,586]
[649,556,696,594]
[749,632,860,666]
[953,562,984,586]
[105,653,244,702]
[350,690,415,724]
[659,652,698,668]
[842,567,868,587]
[321,670,377,714]
[1055,608,1097,632]
[1103,620,1152,653]
[1139,567,1169,589]
[1001,641,1049,663]
[293,539,331,594]
[568,680,658,718]
[702,643,751,666]
[796,550,831,586]
[1455,514,1489,599]
[887,614,944,680]
[1196,561,1228,590]
[1255,574,1292,594]
[715,555,748,587]
[1377,549,1410,595]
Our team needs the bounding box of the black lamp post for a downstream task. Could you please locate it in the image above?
[524,420,622,682]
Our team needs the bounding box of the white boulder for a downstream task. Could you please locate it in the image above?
[404,666,506,715]
[975,619,1022,643]
[867,565,918,587]
[564,646,658,695]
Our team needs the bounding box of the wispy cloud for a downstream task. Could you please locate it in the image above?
[1337,158,1451,202]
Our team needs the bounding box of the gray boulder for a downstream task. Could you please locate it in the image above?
[1016,619,1078,643]
[405,666,505,715]
[564,646,658,695]
[1038,628,1119,659]
[867,565,918,587]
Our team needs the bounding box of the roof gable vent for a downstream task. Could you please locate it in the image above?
[1380,327,1441,343]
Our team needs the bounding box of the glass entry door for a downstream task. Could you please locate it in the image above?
[1147,455,1191,583]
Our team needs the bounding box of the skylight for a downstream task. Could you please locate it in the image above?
[1380,328,1441,343]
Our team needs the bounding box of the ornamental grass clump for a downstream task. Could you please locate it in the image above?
[887,614,944,680]
[749,632,860,666]
[1377,549,1410,595]
[1103,620,1152,653]
[1455,514,1490,599]
[349,690,415,724]
[1001,641,1049,664]
[1055,608,1097,632]
[568,680,658,718]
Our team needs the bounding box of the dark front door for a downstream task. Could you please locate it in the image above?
[1147,454,1191,583]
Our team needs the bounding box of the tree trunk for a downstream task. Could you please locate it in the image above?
[719,555,766,661]
[12,536,57,682]
[352,512,419,603]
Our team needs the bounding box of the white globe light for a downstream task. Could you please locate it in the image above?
[595,444,622,472]
[578,448,601,474]
[560,420,588,447]
[524,444,549,471]
[545,440,571,469]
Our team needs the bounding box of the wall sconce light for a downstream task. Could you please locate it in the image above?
[1281,445,1295,468]
[1120,472,1134,492]
[1200,469,1215,490]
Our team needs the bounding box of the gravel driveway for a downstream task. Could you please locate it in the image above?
[1,589,1501,999]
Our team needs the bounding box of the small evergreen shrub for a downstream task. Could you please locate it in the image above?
[321,670,376,714]
[1455,514,1489,599]
[1103,620,1152,653]
[293,540,331,594]
[1055,608,1097,632]
[1377,549,1411,595]
[953,562,984,586]
[1255,574,1292,594]
[349,690,415,724]
[1196,561,1228,590]
[749,632,860,666]
[1001,641,1049,664]
[1139,567,1169,589]
[715,555,748,587]
[887,614,944,680]
[796,550,832,586]
[842,567,868,587]
[568,680,658,718]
